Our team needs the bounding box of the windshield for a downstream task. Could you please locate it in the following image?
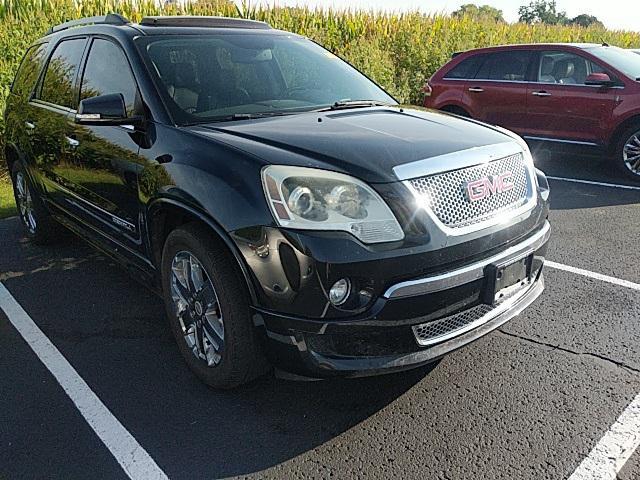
[138,33,396,124]
[587,46,640,80]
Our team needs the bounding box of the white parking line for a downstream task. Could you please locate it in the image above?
[546,261,640,292]
[568,393,640,480]
[0,282,169,480]
[547,176,640,191]
[546,261,640,479]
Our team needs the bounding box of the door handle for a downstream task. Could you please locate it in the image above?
[65,136,80,148]
[468,87,484,93]
[25,121,36,130]
[532,91,552,97]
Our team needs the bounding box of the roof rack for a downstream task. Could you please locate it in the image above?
[47,13,130,34]
[139,16,271,30]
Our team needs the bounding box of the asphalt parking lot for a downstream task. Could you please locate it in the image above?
[1,151,640,480]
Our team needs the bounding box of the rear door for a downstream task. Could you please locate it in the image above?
[525,50,617,145]
[5,42,50,181]
[29,37,88,208]
[462,50,533,134]
[429,54,484,109]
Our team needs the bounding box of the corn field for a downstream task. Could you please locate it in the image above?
[1,0,640,147]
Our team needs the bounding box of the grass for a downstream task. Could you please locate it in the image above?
[0,176,16,219]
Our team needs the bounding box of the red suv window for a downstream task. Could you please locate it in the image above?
[443,55,485,80]
[474,51,532,82]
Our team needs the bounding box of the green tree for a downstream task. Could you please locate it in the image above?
[452,4,505,23]
[570,14,604,28]
[518,0,568,25]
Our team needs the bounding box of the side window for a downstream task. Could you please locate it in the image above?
[80,39,138,115]
[40,38,86,109]
[444,55,484,80]
[536,51,594,85]
[475,51,532,81]
[11,43,49,98]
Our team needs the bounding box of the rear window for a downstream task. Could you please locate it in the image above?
[444,55,484,80]
[475,51,532,81]
[11,43,48,98]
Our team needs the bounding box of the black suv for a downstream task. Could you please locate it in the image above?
[4,14,550,388]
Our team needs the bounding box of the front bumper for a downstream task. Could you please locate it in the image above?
[250,221,550,378]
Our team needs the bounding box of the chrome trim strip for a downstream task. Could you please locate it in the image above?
[412,276,542,346]
[442,78,625,89]
[392,141,521,181]
[29,99,77,114]
[56,182,137,230]
[523,136,600,147]
[383,220,550,299]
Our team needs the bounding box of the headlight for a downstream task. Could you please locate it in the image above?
[262,165,404,244]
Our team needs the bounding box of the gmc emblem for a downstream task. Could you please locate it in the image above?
[464,172,515,202]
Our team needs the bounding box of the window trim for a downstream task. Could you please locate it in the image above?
[35,35,89,112]
[442,54,485,81]
[78,35,143,117]
[441,49,625,90]
[530,49,625,88]
[472,51,534,83]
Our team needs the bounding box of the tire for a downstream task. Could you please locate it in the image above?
[11,161,61,244]
[161,222,269,389]
[613,123,640,182]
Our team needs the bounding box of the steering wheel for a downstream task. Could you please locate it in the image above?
[285,86,309,99]
[235,87,252,104]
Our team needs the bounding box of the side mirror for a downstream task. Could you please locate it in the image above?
[585,72,615,87]
[75,93,143,127]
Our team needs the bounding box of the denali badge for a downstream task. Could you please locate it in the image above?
[464,172,515,202]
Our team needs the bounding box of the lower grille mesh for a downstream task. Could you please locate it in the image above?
[413,303,494,345]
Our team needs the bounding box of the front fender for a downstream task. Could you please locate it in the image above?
[146,196,261,305]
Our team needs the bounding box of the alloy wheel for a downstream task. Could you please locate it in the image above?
[15,172,37,234]
[170,251,225,367]
[623,131,640,176]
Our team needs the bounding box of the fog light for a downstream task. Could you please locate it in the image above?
[329,278,351,306]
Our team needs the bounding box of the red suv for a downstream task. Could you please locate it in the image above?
[424,44,640,180]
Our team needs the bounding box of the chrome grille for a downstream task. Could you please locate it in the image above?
[408,153,529,229]
[413,304,494,346]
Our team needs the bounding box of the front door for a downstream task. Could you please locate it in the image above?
[525,50,616,145]
[66,37,146,249]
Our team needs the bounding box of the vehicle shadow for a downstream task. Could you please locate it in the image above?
[532,151,640,210]
[0,217,436,478]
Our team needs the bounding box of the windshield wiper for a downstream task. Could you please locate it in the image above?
[205,111,296,123]
[315,100,395,112]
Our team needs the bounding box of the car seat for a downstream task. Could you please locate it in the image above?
[554,59,577,84]
[539,56,556,83]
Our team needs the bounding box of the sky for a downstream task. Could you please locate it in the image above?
[250,0,638,32]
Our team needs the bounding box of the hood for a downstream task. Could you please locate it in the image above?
[188,107,518,183]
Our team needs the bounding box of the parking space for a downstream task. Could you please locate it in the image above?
[1,154,639,479]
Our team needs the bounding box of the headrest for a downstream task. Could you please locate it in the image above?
[554,59,575,79]
[541,56,554,75]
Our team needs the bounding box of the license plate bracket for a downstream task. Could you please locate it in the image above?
[485,255,533,305]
